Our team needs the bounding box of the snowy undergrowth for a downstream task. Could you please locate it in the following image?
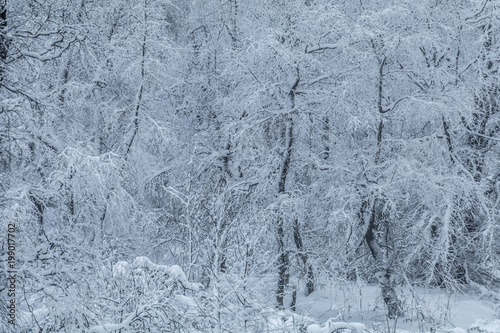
[89,257,203,333]
[283,282,499,333]
[81,258,498,333]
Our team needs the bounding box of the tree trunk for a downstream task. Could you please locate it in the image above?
[293,218,314,296]
[125,0,147,158]
[276,214,289,308]
[0,0,7,67]
[0,0,8,173]
[29,192,47,240]
[365,201,402,319]
[275,74,300,308]
[362,58,402,318]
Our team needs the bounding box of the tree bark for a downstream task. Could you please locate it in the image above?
[0,0,8,173]
[365,201,402,319]
[362,56,402,319]
[125,0,147,158]
[276,74,300,308]
[293,218,314,296]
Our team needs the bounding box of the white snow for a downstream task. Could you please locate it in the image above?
[307,323,326,333]
[448,299,496,329]
[168,264,187,282]
[175,295,197,308]
[469,319,500,333]
[306,321,366,333]
[112,261,129,278]
[290,283,498,333]
[132,256,154,269]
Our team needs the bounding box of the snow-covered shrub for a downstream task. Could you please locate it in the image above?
[90,257,203,333]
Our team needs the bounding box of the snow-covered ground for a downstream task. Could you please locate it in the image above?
[271,283,499,333]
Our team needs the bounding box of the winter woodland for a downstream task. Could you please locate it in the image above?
[0,0,500,332]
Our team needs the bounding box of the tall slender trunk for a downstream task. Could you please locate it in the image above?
[322,116,330,160]
[0,0,9,173]
[0,0,6,58]
[293,218,314,296]
[363,56,402,319]
[216,140,232,273]
[364,200,401,319]
[276,74,300,308]
[276,213,289,308]
[0,0,7,81]
[125,0,147,158]
[29,192,48,242]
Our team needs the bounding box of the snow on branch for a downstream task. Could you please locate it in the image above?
[89,305,149,333]
[305,43,340,54]
[89,257,202,332]
[112,256,200,291]
[306,321,366,333]
[20,36,77,62]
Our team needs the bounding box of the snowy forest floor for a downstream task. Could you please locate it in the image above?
[270,284,498,333]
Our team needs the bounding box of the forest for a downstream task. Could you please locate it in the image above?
[0,0,500,332]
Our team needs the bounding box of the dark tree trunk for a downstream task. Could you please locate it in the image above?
[126,1,147,158]
[362,59,402,318]
[276,214,289,308]
[0,0,8,173]
[29,192,46,239]
[0,0,7,67]
[293,218,314,296]
[276,114,292,308]
[322,116,330,160]
[364,201,402,319]
[216,140,232,274]
[275,74,299,308]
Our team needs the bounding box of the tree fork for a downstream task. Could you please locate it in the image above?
[365,57,403,317]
